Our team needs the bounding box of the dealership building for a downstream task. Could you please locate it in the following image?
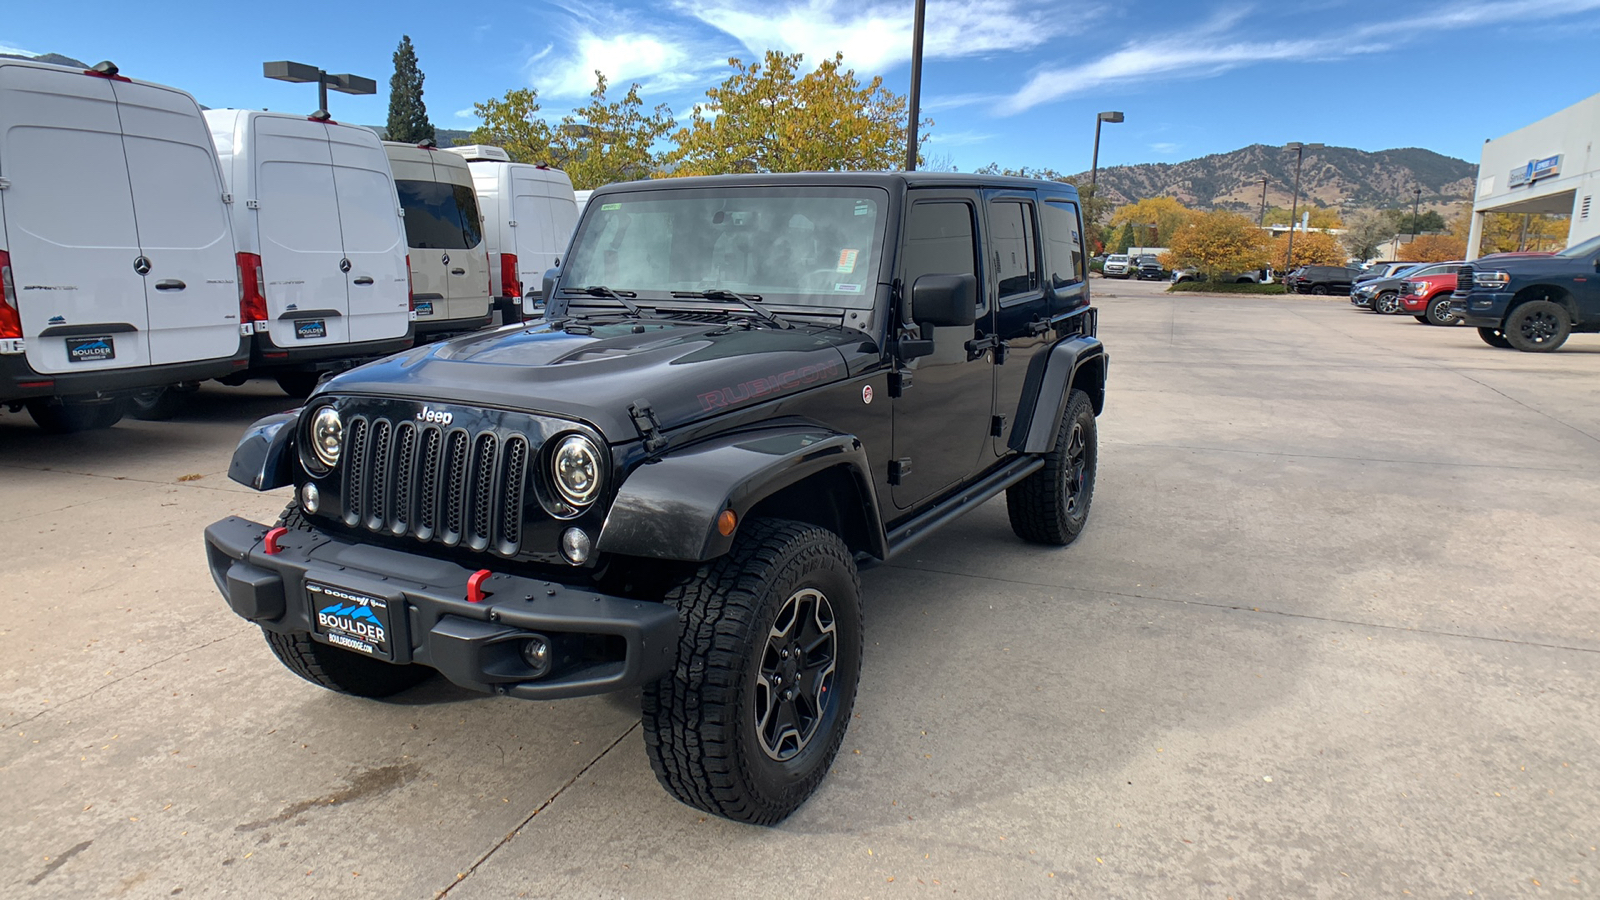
[1466,91,1600,259]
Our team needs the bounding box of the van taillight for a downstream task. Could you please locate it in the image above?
[236,252,267,328]
[406,254,415,310]
[499,253,522,301]
[0,250,21,339]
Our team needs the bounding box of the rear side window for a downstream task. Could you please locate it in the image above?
[396,180,483,250]
[1042,200,1084,287]
[989,200,1040,298]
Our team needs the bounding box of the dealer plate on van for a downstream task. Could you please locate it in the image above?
[307,582,394,658]
[414,301,434,316]
[66,336,115,363]
[294,319,326,340]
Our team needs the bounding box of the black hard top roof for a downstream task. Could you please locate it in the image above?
[592,171,1081,196]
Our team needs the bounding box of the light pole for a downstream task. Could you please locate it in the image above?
[1410,186,1423,251]
[905,0,926,171]
[1257,176,1269,226]
[1283,142,1321,271]
[263,61,375,120]
[1089,111,1125,215]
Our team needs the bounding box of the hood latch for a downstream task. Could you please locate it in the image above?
[628,400,669,456]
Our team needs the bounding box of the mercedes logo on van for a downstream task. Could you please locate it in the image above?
[339,258,352,273]
[133,256,152,276]
[441,253,450,265]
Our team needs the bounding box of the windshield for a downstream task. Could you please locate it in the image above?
[562,186,889,309]
[1557,233,1600,258]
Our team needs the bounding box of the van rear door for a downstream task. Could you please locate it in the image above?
[327,127,408,343]
[111,79,240,365]
[253,118,349,349]
[445,179,489,322]
[0,63,151,375]
[511,170,577,312]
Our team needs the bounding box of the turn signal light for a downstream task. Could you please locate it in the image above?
[0,250,20,340]
[717,509,738,537]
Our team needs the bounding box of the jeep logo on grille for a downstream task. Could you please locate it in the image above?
[417,406,454,425]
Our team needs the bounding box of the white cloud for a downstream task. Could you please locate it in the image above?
[1149,142,1181,155]
[926,129,995,146]
[454,107,477,120]
[0,42,40,57]
[520,2,726,100]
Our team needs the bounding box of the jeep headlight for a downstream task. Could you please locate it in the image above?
[1474,270,1511,290]
[309,406,343,468]
[551,434,602,507]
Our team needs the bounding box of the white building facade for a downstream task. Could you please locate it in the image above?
[1467,92,1600,259]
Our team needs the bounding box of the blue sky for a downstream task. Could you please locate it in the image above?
[6,0,1600,174]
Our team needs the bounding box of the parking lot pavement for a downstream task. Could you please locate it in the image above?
[4,291,1599,898]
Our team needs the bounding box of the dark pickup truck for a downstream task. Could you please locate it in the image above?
[204,172,1108,825]
[1451,234,1600,351]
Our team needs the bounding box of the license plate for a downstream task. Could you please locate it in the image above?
[414,301,434,316]
[294,319,326,340]
[66,336,115,363]
[307,582,394,658]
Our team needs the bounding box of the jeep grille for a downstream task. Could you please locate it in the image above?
[340,414,530,557]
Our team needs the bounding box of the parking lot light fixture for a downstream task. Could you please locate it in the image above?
[1090,111,1125,204]
[1282,142,1321,271]
[263,60,376,120]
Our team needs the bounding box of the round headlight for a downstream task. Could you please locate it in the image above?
[310,406,343,468]
[552,434,602,507]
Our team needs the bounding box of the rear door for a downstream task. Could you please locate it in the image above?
[0,64,151,374]
[327,127,409,343]
[112,79,239,365]
[393,156,449,322]
[444,172,490,322]
[984,190,1048,458]
[253,118,349,349]
[512,169,577,310]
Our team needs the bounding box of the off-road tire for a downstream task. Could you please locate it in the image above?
[129,387,186,421]
[1504,300,1571,352]
[275,372,322,398]
[259,503,432,698]
[642,518,863,825]
[1424,296,1459,327]
[1007,389,1097,546]
[1372,291,1399,314]
[25,398,125,433]
[1478,327,1513,349]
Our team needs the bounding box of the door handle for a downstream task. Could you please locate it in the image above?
[1026,319,1052,336]
[353,276,374,285]
[154,279,186,291]
[450,267,466,275]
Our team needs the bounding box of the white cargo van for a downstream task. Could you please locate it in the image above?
[445,145,577,321]
[383,142,492,338]
[0,59,248,431]
[207,110,413,396]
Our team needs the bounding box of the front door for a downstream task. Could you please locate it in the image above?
[890,190,994,511]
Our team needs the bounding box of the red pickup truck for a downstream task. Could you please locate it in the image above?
[1398,264,1463,326]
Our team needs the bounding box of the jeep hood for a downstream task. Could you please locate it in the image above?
[322,319,862,441]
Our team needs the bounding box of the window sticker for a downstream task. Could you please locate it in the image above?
[833,283,863,293]
[600,202,621,211]
[836,249,859,273]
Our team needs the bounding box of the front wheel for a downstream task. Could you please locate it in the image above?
[1311,284,1330,296]
[1007,389,1097,546]
[643,519,862,825]
[1478,327,1513,349]
[1504,300,1571,352]
[1372,291,1399,314]
[1424,296,1459,327]
[275,372,322,398]
[25,398,125,433]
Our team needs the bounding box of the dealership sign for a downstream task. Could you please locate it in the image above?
[1508,154,1562,187]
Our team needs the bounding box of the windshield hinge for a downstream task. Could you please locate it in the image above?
[628,400,669,456]
[245,199,259,209]
[0,177,11,190]
[221,192,233,204]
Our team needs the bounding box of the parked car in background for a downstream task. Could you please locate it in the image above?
[446,145,578,323]
[1357,266,1426,313]
[1288,265,1362,295]
[1135,255,1165,280]
[1172,267,1271,284]
[1102,253,1134,278]
[1396,264,1463,325]
[0,58,248,432]
[206,110,415,400]
[1451,235,1600,351]
[573,189,593,220]
[1355,261,1421,285]
[384,142,494,340]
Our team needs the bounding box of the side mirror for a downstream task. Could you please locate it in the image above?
[910,273,978,327]
[541,267,563,318]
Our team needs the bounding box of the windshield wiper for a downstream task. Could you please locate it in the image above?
[670,289,791,329]
[560,285,643,318]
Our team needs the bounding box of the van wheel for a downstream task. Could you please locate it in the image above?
[129,387,186,421]
[275,372,322,398]
[1425,297,1459,327]
[642,519,862,825]
[1504,300,1570,352]
[1007,389,1097,546]
[25,398,125,434]
[1478,328,1513,349]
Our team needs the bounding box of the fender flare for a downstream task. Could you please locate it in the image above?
[227,410,301,491]
[1009,336,1107,455]
[595,424,885,562]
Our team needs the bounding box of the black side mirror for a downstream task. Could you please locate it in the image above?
[910,273,978,327]
[541,267,562,318]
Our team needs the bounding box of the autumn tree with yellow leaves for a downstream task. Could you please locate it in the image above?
[1164,211,1273,280]
[1399,233,1468,262]
[1272,230,1346,269]
[1108,197,1193,247]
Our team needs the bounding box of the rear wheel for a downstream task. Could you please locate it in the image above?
[25,398,125,433]
[275,372,322,398]
[1504,300,1571,352]
[1478,328,1513,349]
[1311,284,1330,296]
[1007,389,1097,546]
[1424,296,1459,327]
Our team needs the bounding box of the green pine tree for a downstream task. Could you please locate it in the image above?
[1113,222,1135,254]
[386,36,434,144]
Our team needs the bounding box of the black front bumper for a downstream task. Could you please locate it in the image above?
[1449,292,1510,330]
[204,516,679,700]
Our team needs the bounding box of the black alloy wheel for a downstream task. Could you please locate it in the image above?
[1425,296,1459,327]
[1372,291,1399,314]
[1477,327,1513,349]
[1504,300,1571,352]
[754,588,837,761]
[1008,389,1097,545]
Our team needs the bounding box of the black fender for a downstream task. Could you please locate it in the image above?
[595,424,886,562]
[1009,336,1107,455]
[227,409,301,491]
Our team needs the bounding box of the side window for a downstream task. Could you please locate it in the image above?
[991,200,1040,298]
[903,200,978,289]
[1042,200,1084,287]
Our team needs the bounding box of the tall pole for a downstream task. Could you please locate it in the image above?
[904,0,926,171]
[1090,117,1104,197]
[1258,177,1269,226]
[1411,187,1422,249]
[1286,145,1305,272]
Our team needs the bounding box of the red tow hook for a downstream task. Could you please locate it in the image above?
[263,526,288,555]
[467,568,493,604]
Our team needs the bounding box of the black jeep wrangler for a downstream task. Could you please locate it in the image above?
[1451,234,1600,351]
[204,173,1108,824]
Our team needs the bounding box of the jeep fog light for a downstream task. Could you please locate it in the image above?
[521,635,553,677]
[310,406,343,468]
[300,482,320,514]
[552,434,602,506]
[561,527,592,565]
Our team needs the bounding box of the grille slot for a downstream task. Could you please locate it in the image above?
[500,437,529,553]
[391,423,417,535]
[443,431,470,546]
[417,426,442,538]
[366,420,392,531]
[342,417,370,527]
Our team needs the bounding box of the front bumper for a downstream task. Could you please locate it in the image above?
[1400,295,1428,313]
[1448,291,1511,329]
[204,515,679,700]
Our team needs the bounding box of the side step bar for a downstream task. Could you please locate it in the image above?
[884,456,1044,558]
